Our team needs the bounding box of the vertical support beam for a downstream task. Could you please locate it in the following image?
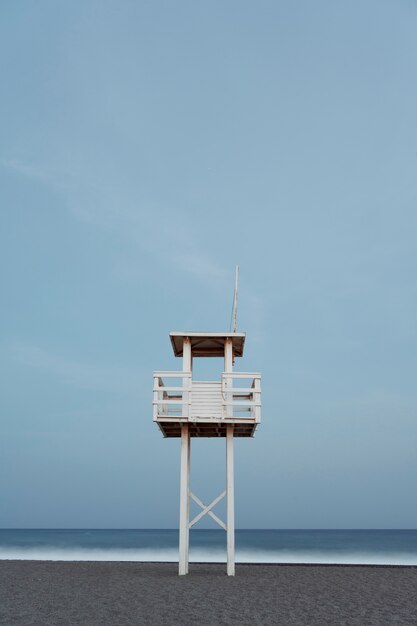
[253,376,261,423]
[224,338,233,419]
[226,423,235,576]
[179,337,192,575]
[179,423,190,575]
[225,337,235,575]
[224,337,233,374]
[182,337,192,419]
[153,374,158,421]
[186,426,190,573]
[183,337,192,372]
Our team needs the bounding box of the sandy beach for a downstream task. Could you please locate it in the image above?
[0,561,416,625]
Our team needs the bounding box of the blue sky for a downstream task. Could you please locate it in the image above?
[1,0,416,529]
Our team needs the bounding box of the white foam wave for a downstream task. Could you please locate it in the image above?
[1,547,416,565]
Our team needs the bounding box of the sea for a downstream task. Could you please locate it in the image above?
[1,529,417,565]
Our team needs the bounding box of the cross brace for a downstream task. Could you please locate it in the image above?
[189,491,227,531]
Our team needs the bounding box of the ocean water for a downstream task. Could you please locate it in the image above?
[1,529,417,565]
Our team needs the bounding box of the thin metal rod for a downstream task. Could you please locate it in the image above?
[233,265,239,333]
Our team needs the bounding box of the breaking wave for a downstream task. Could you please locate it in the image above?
[1,546,416,565]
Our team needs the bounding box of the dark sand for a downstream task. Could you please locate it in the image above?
[1,562,416,626]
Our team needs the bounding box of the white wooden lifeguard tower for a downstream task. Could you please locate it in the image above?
[153,330,261,575]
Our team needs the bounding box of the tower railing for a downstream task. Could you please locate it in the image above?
[221,372,261,423]
[153,371,261,422]
[152,371,192,420]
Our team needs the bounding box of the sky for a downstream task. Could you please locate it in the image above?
[0,0,416,529]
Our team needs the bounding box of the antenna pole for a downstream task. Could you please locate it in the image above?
[233,265,239,333]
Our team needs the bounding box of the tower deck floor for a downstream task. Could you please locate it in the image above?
[155,418,258,438]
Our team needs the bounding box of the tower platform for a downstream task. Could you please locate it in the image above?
[153,374,261,438]
[156,418,258,438]
[153,333,261,438]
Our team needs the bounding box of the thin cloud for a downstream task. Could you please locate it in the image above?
[11,341,142,394]
[68,193,229,286]
[2,157,76,191]
[2,156,228,286]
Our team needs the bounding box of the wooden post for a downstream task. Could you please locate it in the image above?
[226,424,235,576]
[179,337,192,575]
[224,338,233,419]
[186,424,190,573]
[224,337,235,575]
[254,376,261,423]
[224,338,233,378]
[179,423,190,575]
[182,337,192,419]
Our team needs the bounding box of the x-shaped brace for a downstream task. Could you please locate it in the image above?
[189,491,227,531]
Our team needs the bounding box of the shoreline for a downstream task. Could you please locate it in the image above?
[1,560,416,625]
[1,558,417,568]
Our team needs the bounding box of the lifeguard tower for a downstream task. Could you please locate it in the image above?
[153,330,261,575]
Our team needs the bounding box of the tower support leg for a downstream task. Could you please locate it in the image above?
[186,425,190,573]
[226,424,235,576]
[179,423,190,575]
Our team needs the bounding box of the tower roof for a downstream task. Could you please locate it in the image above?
[169,332,246,358]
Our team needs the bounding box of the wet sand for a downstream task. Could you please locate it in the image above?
[1,561,416,625]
